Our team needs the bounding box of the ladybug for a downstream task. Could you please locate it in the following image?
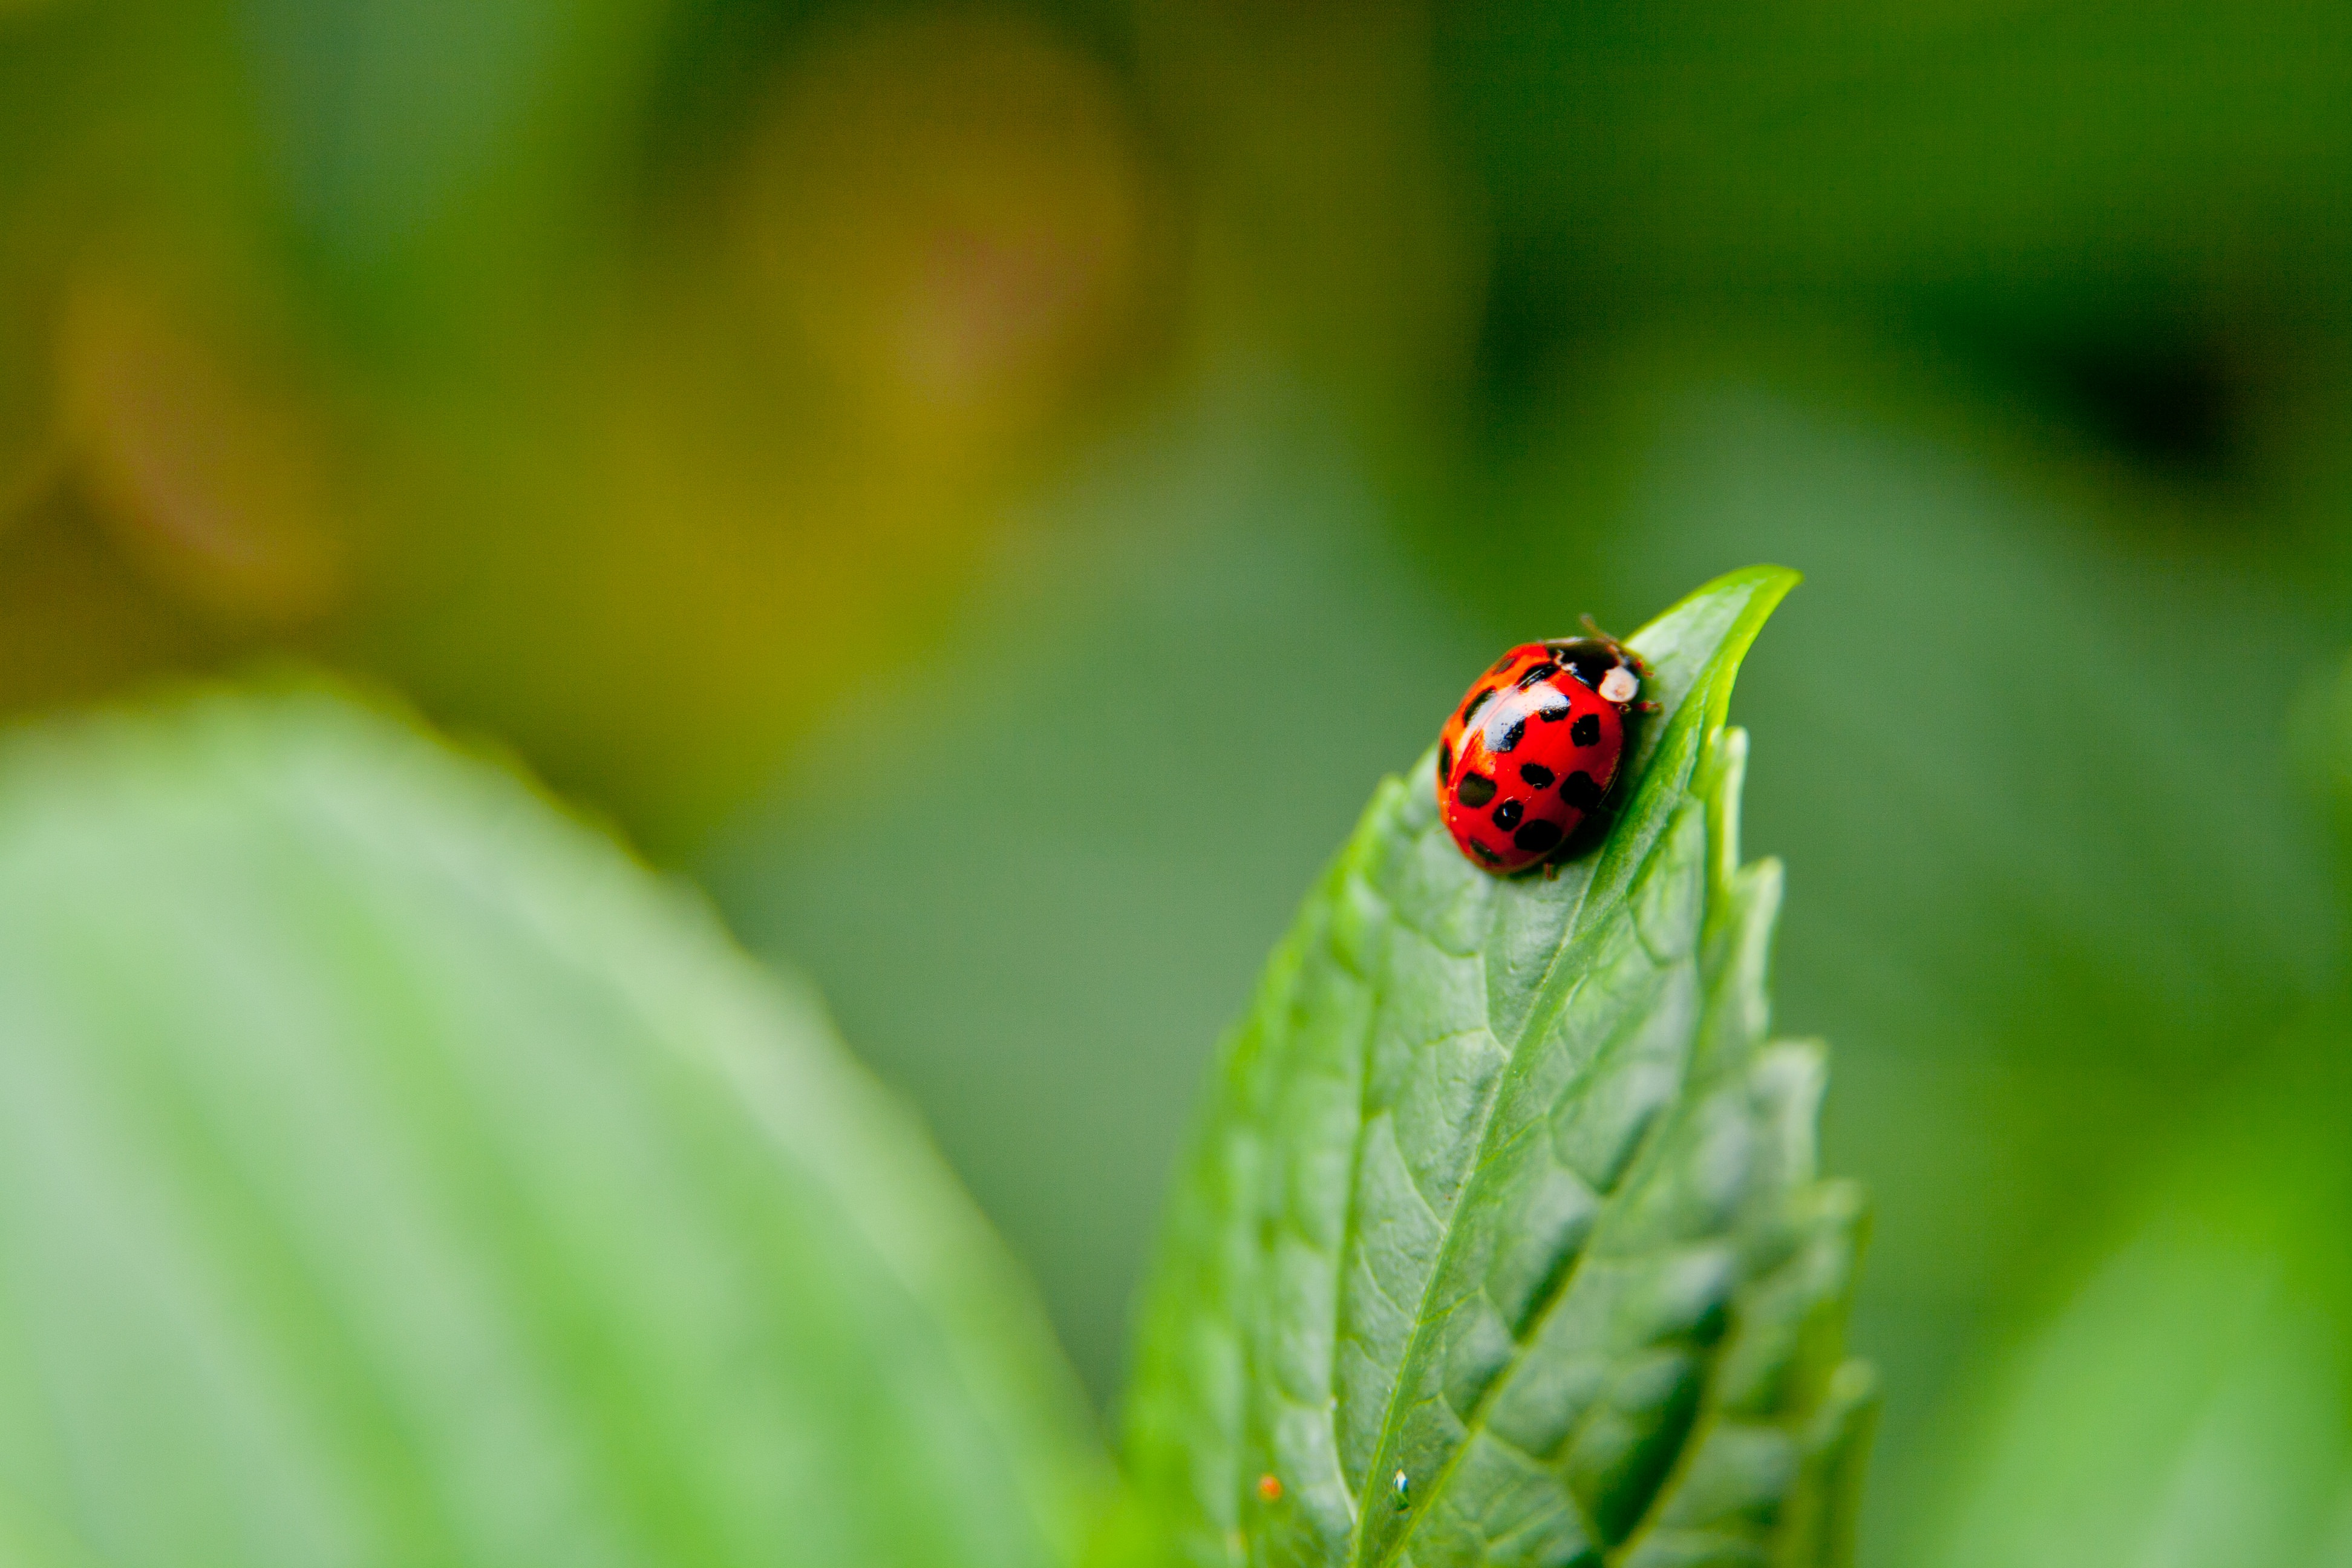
[1435,631,1653,874]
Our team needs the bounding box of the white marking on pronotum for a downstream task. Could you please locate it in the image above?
[1392,1469,1410,1509]
[1598,666,1639,704]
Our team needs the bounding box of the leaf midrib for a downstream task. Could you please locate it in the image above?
[1344,711,1716,1568]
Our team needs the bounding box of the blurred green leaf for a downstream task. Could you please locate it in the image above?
[1922,1050,2352,1568]
[1122,567,1872,1567]
[1924,655,2352,1568]
[0,1485,104,1568]
[1928,1221,2349,1568]
[0,686,1105,1568]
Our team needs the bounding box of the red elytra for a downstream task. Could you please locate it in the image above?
[1435,637,1647,874]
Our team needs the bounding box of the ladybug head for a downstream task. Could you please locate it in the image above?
[1545,637,1643,705]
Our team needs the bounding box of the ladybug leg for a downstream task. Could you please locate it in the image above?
[1632,699,1662,714]
[1541,860,1561,881]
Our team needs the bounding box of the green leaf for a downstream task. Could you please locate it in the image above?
[1922,1065,2352,1568]
[1120,566,1872,1568]
[0,687,1106,1568]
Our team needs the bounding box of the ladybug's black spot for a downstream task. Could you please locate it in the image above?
[1461,687,1494,723]
[1490,653,1519,675]
[1514,819,1564,855]
[1489,716,1527,754]
[1570,713,1602,748]
[1457,774,1497,808]
[1518,762,1555,788]
[1562,771,1603,809]
[1471,840,1504,864]
[1535,697,1574,722]
[1493,799,1524,831]
[1515,662,1559,690]
[1437,740,1452,780]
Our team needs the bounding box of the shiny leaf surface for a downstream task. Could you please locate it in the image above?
[0,688,1105,1568]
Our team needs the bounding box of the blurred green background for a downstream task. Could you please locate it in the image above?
[6,0,2352,1561]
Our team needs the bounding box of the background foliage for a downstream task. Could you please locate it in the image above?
[4,1,2352,1564]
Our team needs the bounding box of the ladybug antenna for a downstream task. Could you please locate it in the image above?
[1578,612,1630,650]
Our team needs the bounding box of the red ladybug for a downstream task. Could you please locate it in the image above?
[1436,633,1651,874]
